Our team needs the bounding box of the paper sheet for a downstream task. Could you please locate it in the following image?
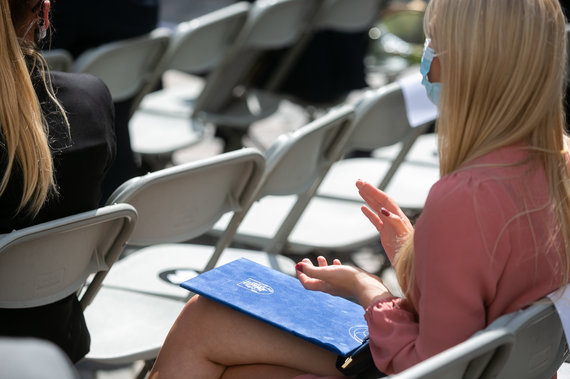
[397,72,439,128]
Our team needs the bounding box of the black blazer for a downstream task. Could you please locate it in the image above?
[0,71,116,231]
[0,70,115,363]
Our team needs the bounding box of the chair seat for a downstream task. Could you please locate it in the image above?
[139,80,205,118]
[372,133,439,166]
[198,89,283,128]
[138,84,283,129]
[129,110,206,155]
[85,286,186,364]
[214,195,380,254]
[101,243,296,300]
[317,158,439,210]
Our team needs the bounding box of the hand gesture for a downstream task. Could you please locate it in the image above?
[356,180,413,264]
[296,256,393,309]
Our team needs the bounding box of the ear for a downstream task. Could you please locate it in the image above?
[42,0,50,30]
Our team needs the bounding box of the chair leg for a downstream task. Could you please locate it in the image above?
[135,359,155,379]
[215,125,248,152]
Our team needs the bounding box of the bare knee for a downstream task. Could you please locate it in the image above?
[168,295,219,344]
[150,295,226,378]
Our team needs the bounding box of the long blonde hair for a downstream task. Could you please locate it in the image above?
[0,0,59,215]
[396,0,570,307]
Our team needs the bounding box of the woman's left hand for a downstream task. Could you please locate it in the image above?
[296,256,394,309]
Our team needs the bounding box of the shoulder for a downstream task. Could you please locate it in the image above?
[415,146,543,258]
[47,71,115,150]
[50,71,112,106]
[416,158,517,254]
[423,146,533,216]
[49,71,114,130]
[422,168,504,219]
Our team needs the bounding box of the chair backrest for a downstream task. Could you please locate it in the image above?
[388,330,513,379]
[139,2,251,100]
[242,104,355,254]
[194,0,322,115]
[72,31,171,103]
[41,49,74,72]
[346,81,435,190]
[346,81,418,153]
[165,2,250,74]
[258,104,355,198]
[106,148,265,249]
[389,299,568,379]
[493,299,568,379]
[0,204,137,309]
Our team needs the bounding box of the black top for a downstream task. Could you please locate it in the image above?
[0,71,116,231]
[0,70,116,363]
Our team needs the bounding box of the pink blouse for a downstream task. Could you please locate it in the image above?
[298,145,566,378]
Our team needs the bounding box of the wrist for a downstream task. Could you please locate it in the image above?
[354,273,393,309]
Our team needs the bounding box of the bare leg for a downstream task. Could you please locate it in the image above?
[149,295,341,379]
[221,364,304,379]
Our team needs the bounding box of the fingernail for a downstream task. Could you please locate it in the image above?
[295,263,304,272]
[381,208,390,217]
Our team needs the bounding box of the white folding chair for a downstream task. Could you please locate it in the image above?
[129,2,251,169]
[207,104,365,255]
[316,80,439,214]
[72,30,171,109]
[389,298,568,379]
[0,203,136,310]
[135,0,323,158]
[41,48,73,72]
[83,148,297,370]
[212,81,437,258]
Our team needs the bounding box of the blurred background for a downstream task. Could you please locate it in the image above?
[160,0,428,83]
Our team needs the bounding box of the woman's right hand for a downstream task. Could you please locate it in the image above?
[356,180,413,264]
[296,256,393,309]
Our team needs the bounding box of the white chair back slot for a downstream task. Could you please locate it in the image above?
[0,203,137,309]
[260,104,355,197]
[195,0,322,115]
[106,148,265,248]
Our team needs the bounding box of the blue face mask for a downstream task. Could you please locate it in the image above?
[420,39,441,106]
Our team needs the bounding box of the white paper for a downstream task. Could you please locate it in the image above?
[547,284,570,343]
[397,72,439,128]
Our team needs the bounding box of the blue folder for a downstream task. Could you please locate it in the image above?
[180,258,369,357]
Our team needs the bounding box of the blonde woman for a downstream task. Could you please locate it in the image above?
[149,0,570,377]
[0,0,115,363]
